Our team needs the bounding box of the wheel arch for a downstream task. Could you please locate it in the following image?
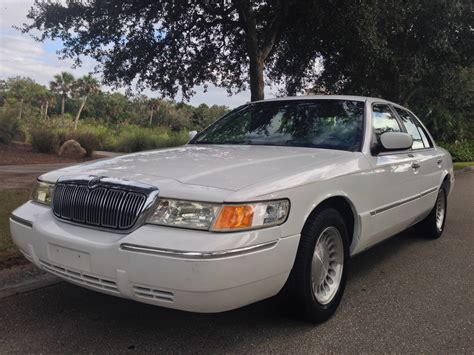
[303,194,360,253]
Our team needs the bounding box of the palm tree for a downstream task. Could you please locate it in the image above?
[148,98,160,126]
[73,75,100,130]
[39,90,55,119]
[50,72,75,120]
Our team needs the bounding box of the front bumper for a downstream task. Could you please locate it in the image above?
[10,201,299,313]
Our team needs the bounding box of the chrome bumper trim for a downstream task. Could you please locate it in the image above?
[120,240,278,260]
[10,215,33,228]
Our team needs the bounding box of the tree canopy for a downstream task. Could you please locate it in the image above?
[21,0,473,140]
[23,0,318,101]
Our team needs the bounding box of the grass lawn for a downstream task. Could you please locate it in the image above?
[0,190,30,262]
[453,162,474,170]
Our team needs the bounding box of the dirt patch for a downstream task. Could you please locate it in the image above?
[0,173,40,190]
[0,259,45,285]
[0,143,101,165]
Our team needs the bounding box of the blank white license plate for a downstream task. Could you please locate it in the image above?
[48,244,91,272]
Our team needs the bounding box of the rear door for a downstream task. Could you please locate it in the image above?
[392,106,442,217]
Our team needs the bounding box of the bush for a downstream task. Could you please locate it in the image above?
[0,109,20,144]
[114,126,158,152]
[114,126,187,153]
[30,124,58,153]
[75,129,102,156]
[441,141,474,162]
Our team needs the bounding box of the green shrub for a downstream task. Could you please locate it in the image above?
[441,141,474,162]
[0,109,20,144]
[79,124,116,151]
[75,129,101,156]
[115,126,157,152]
[30,124,58,153]
[113,126,187,152]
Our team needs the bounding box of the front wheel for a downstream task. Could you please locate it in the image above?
[283,208,349,323]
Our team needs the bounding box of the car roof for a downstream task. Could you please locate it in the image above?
[253,95,396,105]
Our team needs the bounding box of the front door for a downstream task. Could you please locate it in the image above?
[364,103,423,246]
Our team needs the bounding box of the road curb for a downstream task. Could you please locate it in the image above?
[0,273,61,299]
[454,166,474,176]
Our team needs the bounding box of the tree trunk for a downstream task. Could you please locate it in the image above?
[40,103,44,118]
[45,101,49,119]
[18,98,24,120]
[74,96,88,131]
[249,58,264,101]
[236,2,265,102]
[61,96,65,120]
[149,107,154,125]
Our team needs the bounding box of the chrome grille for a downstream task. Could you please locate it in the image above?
[52,176,158,231]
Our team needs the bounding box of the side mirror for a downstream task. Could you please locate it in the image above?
[379,132,413,151]
[188,130,198,142]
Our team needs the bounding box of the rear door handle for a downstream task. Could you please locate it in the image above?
[412,162,421,169]
[437,159,443,165]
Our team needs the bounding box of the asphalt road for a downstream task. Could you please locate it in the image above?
[0,172,473,353]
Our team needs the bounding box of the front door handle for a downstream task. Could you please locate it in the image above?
[412,162,421,169]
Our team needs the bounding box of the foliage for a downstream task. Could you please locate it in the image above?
[73,75,101,130]
[0,108,20,144]
[30,122,59,153]
[441,142,474,163]
[114,126,188,153]
[21,0,322,101]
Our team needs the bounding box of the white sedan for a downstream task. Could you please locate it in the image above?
[10,95,454,322]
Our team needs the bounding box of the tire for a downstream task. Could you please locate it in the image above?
[282,207,349,323]
[415,183,448,239]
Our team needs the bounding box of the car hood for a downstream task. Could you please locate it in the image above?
[40,144,353,195]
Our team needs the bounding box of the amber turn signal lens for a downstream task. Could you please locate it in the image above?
[213,205,254,230]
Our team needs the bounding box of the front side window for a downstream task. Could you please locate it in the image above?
[372,104,401,145]
[191,100,365,151]
[394,107,424,149]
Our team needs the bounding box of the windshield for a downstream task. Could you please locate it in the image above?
[191,99,365,151]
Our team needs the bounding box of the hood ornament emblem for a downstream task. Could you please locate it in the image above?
[88,176,102,189]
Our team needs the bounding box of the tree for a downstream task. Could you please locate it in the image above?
[3,77,47,120]
[50,72,75,120]
[73,75,100,130]
[22,0,318,102]
[311,0,473,141]
[6,77,33,119]
[148,98,160,126]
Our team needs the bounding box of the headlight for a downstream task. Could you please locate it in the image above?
[147,199,221,230]
[212,199,290,231]
[31,180,54,205]
[146,198,290,232]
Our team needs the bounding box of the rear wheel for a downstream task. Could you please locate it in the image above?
[416,183,448,239]
[283,208,349,323]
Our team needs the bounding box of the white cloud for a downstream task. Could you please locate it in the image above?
[0,0,280,107]
[0,34,96,83]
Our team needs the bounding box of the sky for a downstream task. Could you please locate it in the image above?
[0,0,277,108]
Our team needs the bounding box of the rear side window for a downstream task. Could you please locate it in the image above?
[394,107,432,149]
[372,104,401,144]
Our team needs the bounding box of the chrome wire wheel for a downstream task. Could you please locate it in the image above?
[435,189,446,231]
[311,226,344,305]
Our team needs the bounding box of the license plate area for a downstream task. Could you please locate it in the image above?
[47,244,91,272]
